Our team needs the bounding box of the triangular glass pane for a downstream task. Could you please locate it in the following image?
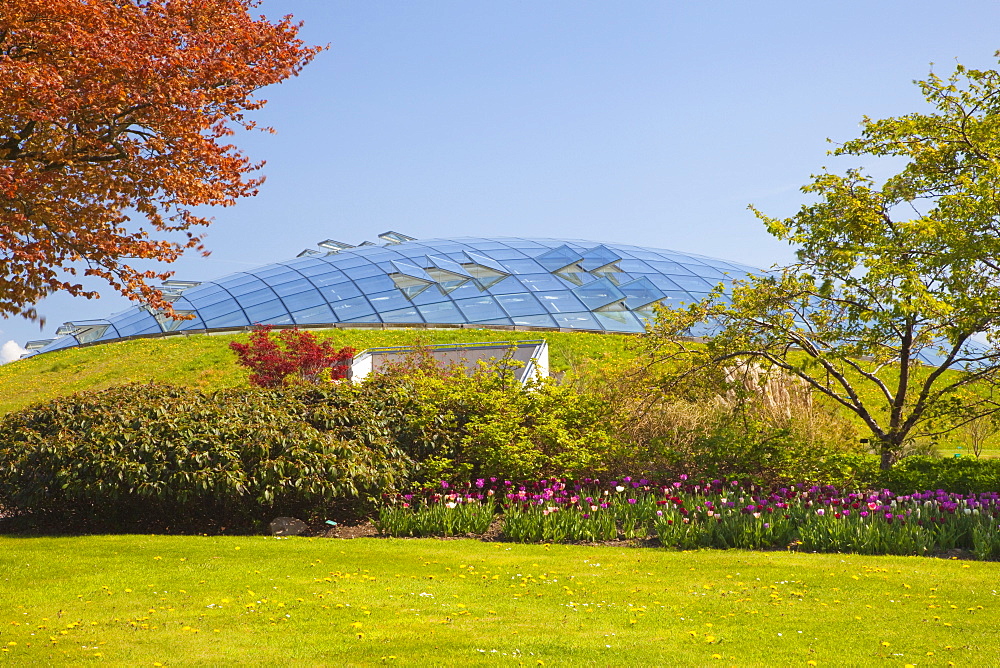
[580,245,622,272]
[426,267,470,284]
[425,254,472,278]
[571,277,626,311]
[473,274,507,291]
[400,283,432,300]
[536,245,584,272]
[390,260,433,282]
[619,277,667,310]
[462,251,507,274]
[594,300,627,312]
[436,279,471,295]
[553,268,593,286]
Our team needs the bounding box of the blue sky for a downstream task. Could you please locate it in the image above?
[3,0,1000,356]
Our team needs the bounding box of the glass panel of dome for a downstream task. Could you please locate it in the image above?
[617,258,656,273]
[619,277,666,309]
[353,247,396,260]
[501,239,548,250]
[455,295,506,321]
[418,242,464,254]
[292,259,340,276]
[216,273,261,291]
[417,300,466,323]
[643,275,683,292]
[291,303,336,324]
[280,289,325,312]
[536,291,588,314]
[251,265,299,282]
[679,262,727,279]
[409,285,451,305]
[325,254,368,269]
[440,280,484,300]
[39,336,80,353]
[551,311,600,329]
[500,258,546,274]
[390,260,433,282]
[109,308,151,328]
[225,279,270,299]
[571,277,626,310]
[668,274,715,291]
[485,248,528,260]
[476,316,515,326]
[303,268,348,287]
[114,314,160,337]
[281,255,328,270]
[592,309,645,333]
[462,251,507,274]
[643,259,689,275]
[342,263,383,281]
[536,245,584,272]
[366,289,411,312]
[580,245,622,272]
[237,287,278,308]
[496,292,546,317]
[320,281,362,302]
[243,301,288,323]
[176,314,208,331]
[425,254,472,277]
[354,274,395,294]
[390,246,430,260]
[511,313,557,327]
[516,273,566,292]
[685,291,712,303]
[380,306,423,323]
[483,275,527,295]
[621,249,664,261]
[330,295,375,320]
[95,323,124,341]
[271,278,313,298]
[202,309,251,329]
[466,241,509,252]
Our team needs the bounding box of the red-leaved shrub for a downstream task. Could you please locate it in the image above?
[229,325,355,388]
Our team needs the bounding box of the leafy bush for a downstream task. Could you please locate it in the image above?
[874,456,1000,494]
[229,325,355,388]
[0,384,406,531]
[351,356,623,481]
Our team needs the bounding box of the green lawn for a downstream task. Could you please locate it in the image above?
[0,536,996,666]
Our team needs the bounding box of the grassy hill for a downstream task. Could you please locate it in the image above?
[0,328,635,417]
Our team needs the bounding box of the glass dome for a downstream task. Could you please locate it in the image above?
[27,235,759,354]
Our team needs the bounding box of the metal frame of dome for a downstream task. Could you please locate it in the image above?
[26,235,759,355]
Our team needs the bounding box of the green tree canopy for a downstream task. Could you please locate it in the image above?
[650,55,1000,470]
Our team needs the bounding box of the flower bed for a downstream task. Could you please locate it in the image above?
[375,477,1000,559]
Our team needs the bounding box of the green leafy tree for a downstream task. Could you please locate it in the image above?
[650,56,1000,470]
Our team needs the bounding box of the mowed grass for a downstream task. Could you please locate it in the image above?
[0,328,633,417]
[0,537,997,666]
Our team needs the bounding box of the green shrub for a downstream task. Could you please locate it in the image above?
[0,384,407,531]
[875,456,1000,494]
[351,361,623,481]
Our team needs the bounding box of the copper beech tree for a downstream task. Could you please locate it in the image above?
[0,0,322,321]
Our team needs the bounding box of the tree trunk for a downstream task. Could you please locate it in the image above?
[879,441,894,471]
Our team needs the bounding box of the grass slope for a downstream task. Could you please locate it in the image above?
[0,536,996,666]
[0,329,633,417]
